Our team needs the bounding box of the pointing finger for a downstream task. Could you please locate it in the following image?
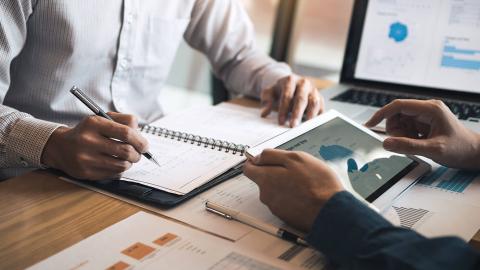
[365,99,434,128]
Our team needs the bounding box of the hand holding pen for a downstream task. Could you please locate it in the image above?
[41,86,159,181]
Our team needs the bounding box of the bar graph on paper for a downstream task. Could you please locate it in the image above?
[209,252,281,270]
[417,166,480,193]
[392,206,431,229]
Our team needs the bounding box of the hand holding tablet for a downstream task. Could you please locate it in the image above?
[246,110,431,211]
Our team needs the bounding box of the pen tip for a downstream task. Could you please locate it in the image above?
[151,156,161,167]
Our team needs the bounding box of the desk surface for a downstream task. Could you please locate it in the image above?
[1,95,480,270]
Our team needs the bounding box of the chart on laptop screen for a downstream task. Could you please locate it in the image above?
[355,0,480,93]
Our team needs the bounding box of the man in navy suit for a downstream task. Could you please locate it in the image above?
[245,99,480,270]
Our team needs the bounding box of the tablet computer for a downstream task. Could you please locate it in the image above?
[246,110,430,211]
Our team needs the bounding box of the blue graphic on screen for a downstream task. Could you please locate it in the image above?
[441,41,480,71]
[319,145,353,161]
[318,145,369,173]
[347,159,369,173]
[318,144,411,198]
[388,22,408,43]
[418,166,479,193]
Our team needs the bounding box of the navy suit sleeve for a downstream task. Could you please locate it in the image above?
[306,191,480,270]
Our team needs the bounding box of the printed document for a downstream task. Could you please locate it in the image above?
[28,212,300,270]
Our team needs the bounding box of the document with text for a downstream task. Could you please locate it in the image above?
[28,212,300,270]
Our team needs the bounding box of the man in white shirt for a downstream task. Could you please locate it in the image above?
[0,0,323,180]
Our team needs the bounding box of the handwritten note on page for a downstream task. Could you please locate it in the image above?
[122,133,244,195]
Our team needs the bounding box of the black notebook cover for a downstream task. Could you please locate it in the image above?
[55,165,243,209]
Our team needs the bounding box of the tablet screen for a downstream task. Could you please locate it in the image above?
[277,117,418,202]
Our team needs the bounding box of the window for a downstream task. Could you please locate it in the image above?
[241,0,280,53]
[164,1,279,113]
[290,0,354,80]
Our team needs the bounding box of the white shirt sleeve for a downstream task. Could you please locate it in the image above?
[0,0,63,169]
[184,0,292,98]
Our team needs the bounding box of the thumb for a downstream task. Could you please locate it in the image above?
[383,137,435,157]
[255,149,289,166]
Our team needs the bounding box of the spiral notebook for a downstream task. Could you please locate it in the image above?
[120,103,288,195]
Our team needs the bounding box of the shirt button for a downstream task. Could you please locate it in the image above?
[119,59,128,69]
[116,101,126,112]
[126,14,134,24]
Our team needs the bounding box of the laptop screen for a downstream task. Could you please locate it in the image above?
[352,0,480,94]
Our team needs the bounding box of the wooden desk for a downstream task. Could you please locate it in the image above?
[1,95,480,270]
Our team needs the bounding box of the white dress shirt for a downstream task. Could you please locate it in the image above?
[0,0,291,178]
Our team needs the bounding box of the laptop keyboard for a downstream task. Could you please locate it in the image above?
[331,88,480,121]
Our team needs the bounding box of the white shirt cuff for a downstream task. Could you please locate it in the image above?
[257,62,292,97]
[5,117,65,168]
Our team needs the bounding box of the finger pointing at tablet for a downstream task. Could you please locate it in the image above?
[365,99,480,170]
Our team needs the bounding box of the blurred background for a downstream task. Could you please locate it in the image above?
[162,0,354,113]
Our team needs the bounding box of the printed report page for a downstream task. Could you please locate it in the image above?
[27,212,300,270]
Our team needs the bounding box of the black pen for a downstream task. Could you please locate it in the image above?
[70,86,161,167]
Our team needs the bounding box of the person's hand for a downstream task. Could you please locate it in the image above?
[261,75,324,128]
[41,112,149,180]
[365,99,480,170]
[243,149,344,232]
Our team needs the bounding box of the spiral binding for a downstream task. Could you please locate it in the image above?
[140,125,249,156]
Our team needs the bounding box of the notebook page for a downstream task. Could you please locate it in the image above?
[150,103,289,147]
[123,103,287,195]
[122,133,245,195]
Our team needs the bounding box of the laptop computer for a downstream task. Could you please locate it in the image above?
[322,0,480,132]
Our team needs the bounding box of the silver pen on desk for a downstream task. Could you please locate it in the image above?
[205,201,308,246]
[70,86,161,168]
